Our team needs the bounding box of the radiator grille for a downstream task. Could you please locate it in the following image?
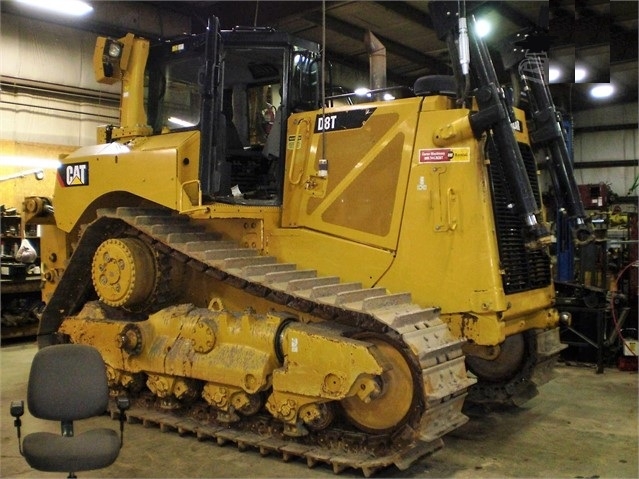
[486,136,552,294]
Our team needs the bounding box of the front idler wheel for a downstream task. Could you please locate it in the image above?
[91,237,160,312]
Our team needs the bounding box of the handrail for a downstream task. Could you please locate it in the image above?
[287,118,310,185]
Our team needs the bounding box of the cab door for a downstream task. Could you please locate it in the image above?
[282,98,421,252]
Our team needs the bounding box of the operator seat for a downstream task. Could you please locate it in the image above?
[262,106,282,160]
[10,343,129,478]
[225,114,244,151]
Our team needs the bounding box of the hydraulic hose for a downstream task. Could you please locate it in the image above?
[519,55,594,244]
[466,16,551,249]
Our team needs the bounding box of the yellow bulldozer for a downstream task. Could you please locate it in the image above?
[23,2,592,475]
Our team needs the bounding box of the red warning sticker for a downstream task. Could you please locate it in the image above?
[419,147,469,163]
[419,149,452,162]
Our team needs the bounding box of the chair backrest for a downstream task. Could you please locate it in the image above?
[27,344,109,421]
[262,107,282,159]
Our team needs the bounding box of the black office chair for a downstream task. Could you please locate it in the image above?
[10,343,129,478]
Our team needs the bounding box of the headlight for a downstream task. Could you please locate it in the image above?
[94,36,125,85]
[107,40,123,58]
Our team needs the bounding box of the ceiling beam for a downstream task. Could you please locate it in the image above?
[549,5,575,45]
[303,11,451,75]
[611,28,638,63]
[478,1,538,30]
[325,50,414,87]
[370,1,434,29]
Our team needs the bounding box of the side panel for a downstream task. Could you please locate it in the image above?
[380,105,507,315]
[378,104,557,345]
[54,131,201,232]
[282,98,419,252]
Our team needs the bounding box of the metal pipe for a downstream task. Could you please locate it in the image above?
[1,75,120,104]
[0,100,118,121]
[364,30,386,91]
[0,168,45,182]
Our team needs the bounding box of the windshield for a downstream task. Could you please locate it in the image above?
[145,38,319,139]
[146,39,205,134]
[144,30,320,201]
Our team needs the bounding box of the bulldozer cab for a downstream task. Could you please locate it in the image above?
[143,22,321,202]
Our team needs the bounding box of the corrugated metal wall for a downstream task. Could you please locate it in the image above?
[574,104,638,197]
[0,4,192,208]
[1,13,120,147]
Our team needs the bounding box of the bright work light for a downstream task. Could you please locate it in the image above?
[107,41,123,58]
[590,84,614,99]
[15,0,93,17]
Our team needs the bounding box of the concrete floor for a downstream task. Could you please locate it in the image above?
[1,339,637,478]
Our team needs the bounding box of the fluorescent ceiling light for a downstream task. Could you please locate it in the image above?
[590,84,614,99]
[575,67,586,82]
[354,87,370,96]
[15,0,93,16]
[168,117,195,127]
[0,156,62,169]
[475,19,491,38]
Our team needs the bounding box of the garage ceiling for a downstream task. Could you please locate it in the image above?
[2,0,637,115]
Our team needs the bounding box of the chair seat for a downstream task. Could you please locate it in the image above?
[23,428,120,472]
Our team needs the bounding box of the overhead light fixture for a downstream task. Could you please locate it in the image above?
[168,117,195,128]
[15,0,93,17]
[549,67,560,82]
[475,19,491,38]
[354,87,371,96]
[590,84,614,99]
[0,156,62,169]
[575,67,586,82]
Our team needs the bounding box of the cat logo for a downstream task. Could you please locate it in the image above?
[59,162,89,187]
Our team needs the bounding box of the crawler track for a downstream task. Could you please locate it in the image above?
[110,400,443,477]
[43,206,476,476]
